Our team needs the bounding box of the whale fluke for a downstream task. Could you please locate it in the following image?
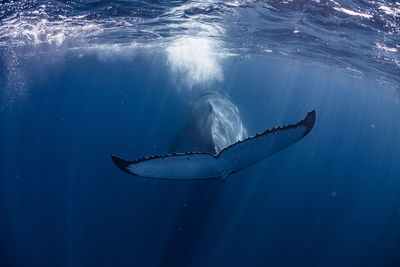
[111,110,316,180]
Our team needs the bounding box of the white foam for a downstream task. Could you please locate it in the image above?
[376,42,398,53]
[379,5,400,17]
[333,7,372,19]
[166,36,224,90]
[0,13,103,48]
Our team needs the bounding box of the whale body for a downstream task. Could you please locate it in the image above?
[111,93,316,180]
[170,91,247,155]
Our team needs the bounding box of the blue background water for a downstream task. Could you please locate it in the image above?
[1,0,400,266]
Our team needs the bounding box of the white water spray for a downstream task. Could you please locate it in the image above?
[166,36,224,94]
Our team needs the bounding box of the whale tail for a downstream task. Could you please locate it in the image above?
[112,110,316,180]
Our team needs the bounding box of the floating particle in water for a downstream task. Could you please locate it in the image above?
[332,191,337,196]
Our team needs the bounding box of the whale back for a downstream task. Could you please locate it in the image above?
[186,92,247,154]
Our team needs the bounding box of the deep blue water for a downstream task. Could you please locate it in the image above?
[1,1,400,267]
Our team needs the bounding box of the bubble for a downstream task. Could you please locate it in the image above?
[166,36,224,93]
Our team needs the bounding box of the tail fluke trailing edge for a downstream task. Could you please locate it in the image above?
[111,110,316,180]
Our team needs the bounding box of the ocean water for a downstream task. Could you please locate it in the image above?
[1,0,400,266]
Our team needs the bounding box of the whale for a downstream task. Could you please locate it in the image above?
[111,92,316,180]
[169,91,248,155]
